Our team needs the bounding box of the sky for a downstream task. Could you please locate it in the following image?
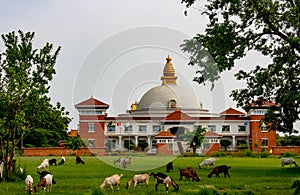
[1,1,298,131]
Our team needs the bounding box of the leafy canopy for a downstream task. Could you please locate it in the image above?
[0,30,70,178]
[181,0,299,134]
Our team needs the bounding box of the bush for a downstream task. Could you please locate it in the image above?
[281,152,298,158]
[260,151,270,158]
[181,152,199,157]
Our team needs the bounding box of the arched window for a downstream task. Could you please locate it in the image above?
[169,100,176,108]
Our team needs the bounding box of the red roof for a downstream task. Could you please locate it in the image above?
[165,110,194,121]
[220,107,245,115]
[68,129,78,137]
[155,130,176,138]
[204,131,222,138]
[75,97,109,108]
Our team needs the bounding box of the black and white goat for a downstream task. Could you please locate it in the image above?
[151,172,179,193]
[58,156,66,165]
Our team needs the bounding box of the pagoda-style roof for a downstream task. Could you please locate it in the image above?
[220,107,245,116]
[165,109,194,121]
[75,96,109,109]
[204,131,222,138]
[155,130,176,138]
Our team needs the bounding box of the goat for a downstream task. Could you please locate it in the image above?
[187,167,201,181]
[114,157,132,168]
[208,165,231,178]
[24,175,34,193]
[151,172,179,193]
[281,158,298,168]
[49,158,57,166]
[126,173,150,189]
[58,156,66,165]
[199,157,217,169]
[166,162,174,172]
[0,159,5,182]
[36,161,49,170]
[100,174,123,191]
[37,171,56,184]
[33,174,53,192]
[76,156,85,164]
[179,168,198,181]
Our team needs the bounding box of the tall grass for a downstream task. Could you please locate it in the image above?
[0,156,299,194]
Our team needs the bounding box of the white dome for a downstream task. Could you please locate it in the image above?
[137,84,200,110]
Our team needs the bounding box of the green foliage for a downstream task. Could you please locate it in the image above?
[292,180,300,195]
[190,126,206,156]
[0,30,71,179]
[220,140,232,151]
[281,152,298,158]
[277,134,300,146]
[64,136,85,151]
[181,0,300,134]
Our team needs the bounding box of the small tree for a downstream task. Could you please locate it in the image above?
[190,127,206,156]
[220,140,232,151]
[64,137,85,153]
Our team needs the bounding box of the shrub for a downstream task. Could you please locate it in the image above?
[260,151,270,158]
[281,152,298,158]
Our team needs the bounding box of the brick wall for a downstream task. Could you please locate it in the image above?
[271,146,300,155]
[23,147,106,156]
[156,143,173,155]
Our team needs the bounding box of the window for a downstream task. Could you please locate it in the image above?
[254,110,266,115]
[238,125,246,132]
[169,100,176,108]
[222,125,230,132]
[107,125,116,132]
[139,125,147,132]
[208,125,216,132]
[88,139,95,147]
[88,123,95,132]
[124,125,133,132]
[168,143,173,150]
[153,125,161,132]
[261,138,268,147]
[261,123,267,132]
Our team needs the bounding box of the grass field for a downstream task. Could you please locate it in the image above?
[0,155,299,195]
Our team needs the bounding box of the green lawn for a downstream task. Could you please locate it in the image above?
[0,155,299,195]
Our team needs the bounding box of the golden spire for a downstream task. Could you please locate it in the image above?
[161,55,177,85]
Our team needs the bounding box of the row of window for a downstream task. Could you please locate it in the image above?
[87,124,265,133]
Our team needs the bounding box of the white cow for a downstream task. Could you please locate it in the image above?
[198,158,217,169]
[281,158,298,168]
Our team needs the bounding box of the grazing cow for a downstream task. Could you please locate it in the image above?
[58,156,66,165]
[166,162,174,172]
[37,171,57,184]
[114,157,132,168]
[100,174,123,191]
[36,161,49,171]
[76,156,85,164]
[187,167,201,181]
[281,158,298,168]
[126,173,150,189]
[33,174,54,192]
[199,157,217,169]
[24,175,34,193]
[0,159,5,182]
[208,165,231,178]
[49,158,57,166]
[151,172,179,193]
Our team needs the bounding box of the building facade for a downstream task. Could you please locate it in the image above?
[75,56,276,155]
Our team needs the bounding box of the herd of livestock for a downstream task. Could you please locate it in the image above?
[0,155,297,193]
[18,156,299,193]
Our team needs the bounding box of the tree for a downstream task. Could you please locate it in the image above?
[0,30,71,180]
[64,136,85,152]
[220,140,232,151]
[181,0,300,134]
[190,127,206,156]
